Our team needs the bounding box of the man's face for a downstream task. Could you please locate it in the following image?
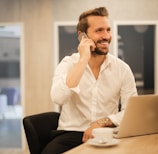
[87,16,112,55]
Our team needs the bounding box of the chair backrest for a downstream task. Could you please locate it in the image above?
[23,112,60,154]
[1,87,20,105]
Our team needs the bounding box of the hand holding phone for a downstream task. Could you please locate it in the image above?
[78,32,105,55]
[78,32,88,42]
[78,32,96,52]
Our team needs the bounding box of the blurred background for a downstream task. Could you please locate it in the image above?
[0,0,158,153]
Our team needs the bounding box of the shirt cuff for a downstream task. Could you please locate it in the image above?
[63,74,80,94]
[107,115,120,127]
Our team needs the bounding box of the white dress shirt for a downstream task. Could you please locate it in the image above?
[51,53,137,131]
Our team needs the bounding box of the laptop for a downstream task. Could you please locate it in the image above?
[114,94,158,138]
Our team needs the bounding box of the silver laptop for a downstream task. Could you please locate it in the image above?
[114,94,158,138]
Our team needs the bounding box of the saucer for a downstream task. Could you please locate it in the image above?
[87,138,119,147]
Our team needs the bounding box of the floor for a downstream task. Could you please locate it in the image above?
[0,105,22,152]
[0,119,21,148]
[0,149,25,154]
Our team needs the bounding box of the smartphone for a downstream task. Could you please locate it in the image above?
[78,32,88,42]
[78,32,103,55]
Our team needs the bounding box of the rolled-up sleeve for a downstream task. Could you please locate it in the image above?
[50,55,80,106]
[108,64,138,126]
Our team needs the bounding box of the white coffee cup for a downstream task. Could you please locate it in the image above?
[92,128,113,144]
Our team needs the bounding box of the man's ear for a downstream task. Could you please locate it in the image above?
[78,31,82,36]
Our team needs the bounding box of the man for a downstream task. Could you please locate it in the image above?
[43,7,137,154]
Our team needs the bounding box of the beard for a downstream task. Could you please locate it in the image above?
[92,47,108,55]
[91,38,110,56]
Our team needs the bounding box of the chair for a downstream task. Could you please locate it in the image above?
[23,112,60,154]
[1,87,20,106]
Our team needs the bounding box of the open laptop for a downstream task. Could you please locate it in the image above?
[114,94,158,138]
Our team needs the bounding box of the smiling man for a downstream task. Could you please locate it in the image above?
[44,7,138,154]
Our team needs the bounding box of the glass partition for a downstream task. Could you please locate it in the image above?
[0,24,23,150]
[113,21,158,94]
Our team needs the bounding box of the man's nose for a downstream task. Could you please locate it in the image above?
[101,31,112,42]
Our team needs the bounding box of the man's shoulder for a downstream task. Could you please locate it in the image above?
[108,53,129,67]
[62,52,79,63]
[108,53,122,62]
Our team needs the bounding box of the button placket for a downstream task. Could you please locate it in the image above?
[91,81,98,122]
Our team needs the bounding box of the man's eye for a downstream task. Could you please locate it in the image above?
[96,29,103,32]
[107,28,111,32]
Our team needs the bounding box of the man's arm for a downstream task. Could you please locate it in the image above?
[66,36,95,88]
[82,117,115,142]
[66,58,88,88]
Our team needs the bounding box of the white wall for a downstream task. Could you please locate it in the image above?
[52,0,158,49]
[52,0,158,21]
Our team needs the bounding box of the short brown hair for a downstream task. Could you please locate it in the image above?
[77,7,109,33]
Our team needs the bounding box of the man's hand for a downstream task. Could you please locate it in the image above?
[82,118,115,142]
[78,36,96,62]
[82,122,100,142]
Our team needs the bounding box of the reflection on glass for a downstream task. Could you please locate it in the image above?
[0,25,22,148]
[59,25,78,62]
[118,25,155,94]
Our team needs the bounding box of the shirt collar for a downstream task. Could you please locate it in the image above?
[73,53,112,69]
[100,53,112,71]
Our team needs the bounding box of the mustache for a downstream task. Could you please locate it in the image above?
[96,38,111,44]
